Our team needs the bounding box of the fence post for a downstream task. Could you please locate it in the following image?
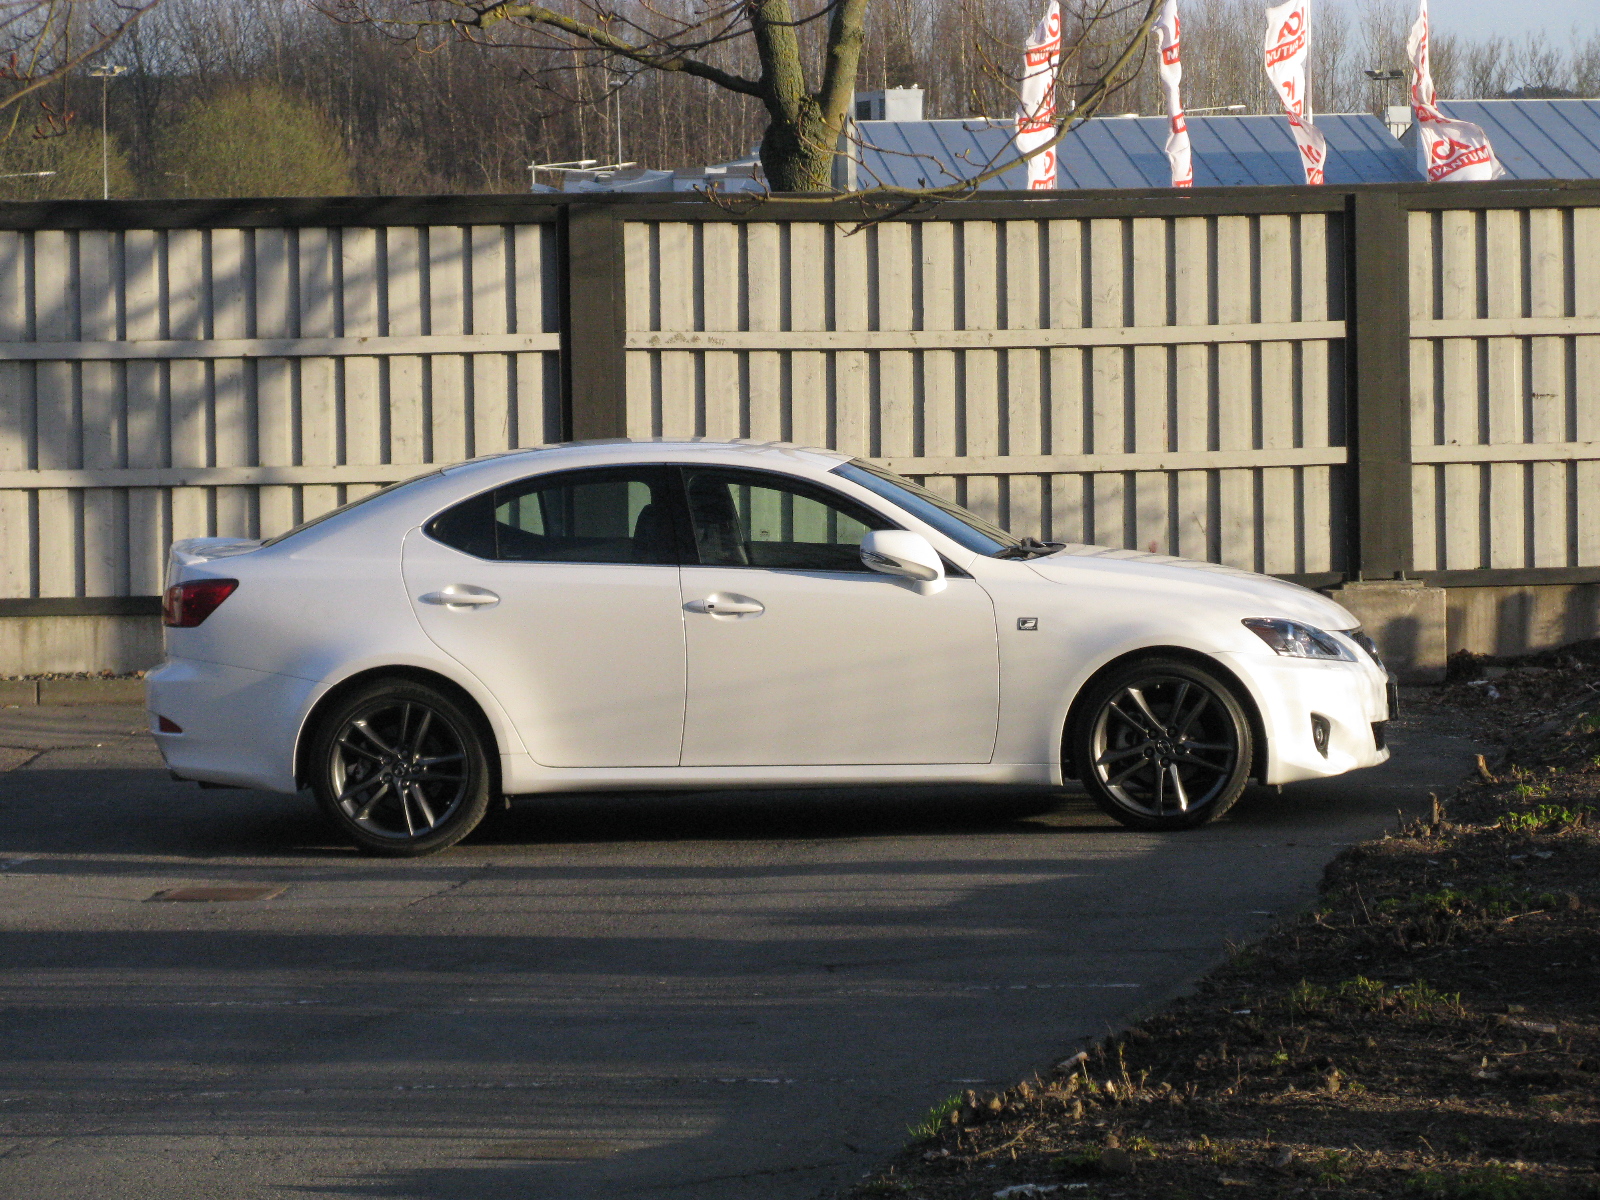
[560,202,628,441]
[1346,188,1413,579]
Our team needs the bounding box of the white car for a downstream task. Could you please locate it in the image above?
[148,440,1394,856]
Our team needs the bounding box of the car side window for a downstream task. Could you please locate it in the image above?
[426,467,679,564]
[681,467,894,571]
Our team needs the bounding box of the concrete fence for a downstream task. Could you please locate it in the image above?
[0,184,1597,676]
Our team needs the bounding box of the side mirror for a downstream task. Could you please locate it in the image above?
[860,530,947,594]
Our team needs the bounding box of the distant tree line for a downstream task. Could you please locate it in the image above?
[0,0,1595,200]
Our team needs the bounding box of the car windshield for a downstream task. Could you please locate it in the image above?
[831,460,1023,557]
[260,470,443,547]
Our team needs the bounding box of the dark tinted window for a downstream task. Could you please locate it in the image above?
[682,467,894,571]
[426,467,678,564]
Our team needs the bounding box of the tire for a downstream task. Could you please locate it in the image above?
[1071,657,1253,832]
[308,679,494,856]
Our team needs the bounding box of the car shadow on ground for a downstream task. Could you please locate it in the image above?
[0,763,1346,863]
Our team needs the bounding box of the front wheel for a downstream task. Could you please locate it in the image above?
[1072,658,1253,831]
[309,679,493,856]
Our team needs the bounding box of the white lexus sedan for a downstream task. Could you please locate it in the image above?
[147,440,1394,856]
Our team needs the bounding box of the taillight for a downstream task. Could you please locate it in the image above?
[163,578,238,627]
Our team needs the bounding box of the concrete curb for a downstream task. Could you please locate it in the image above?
[0,678,146,706]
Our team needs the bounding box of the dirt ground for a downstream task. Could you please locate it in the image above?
[845,646,1600,1200]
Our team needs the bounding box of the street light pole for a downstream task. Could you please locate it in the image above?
[87,64,128,200]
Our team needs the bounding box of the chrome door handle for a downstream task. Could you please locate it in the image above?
[420,587,500,609]
[685,593,764,616]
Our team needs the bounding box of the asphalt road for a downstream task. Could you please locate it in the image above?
[0,700,1475,1200]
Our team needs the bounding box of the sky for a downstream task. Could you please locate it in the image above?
[1347,0,1600,44]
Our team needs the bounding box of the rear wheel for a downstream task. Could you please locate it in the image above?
[309,679,493,856]
[1072,658,1253,831]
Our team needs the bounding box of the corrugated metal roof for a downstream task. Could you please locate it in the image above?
[1434,99,1600,180]
[849,112,1416,189]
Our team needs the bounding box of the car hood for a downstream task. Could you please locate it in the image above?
[1026,544,1357,629]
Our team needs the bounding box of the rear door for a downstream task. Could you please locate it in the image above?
[403,465,688,768]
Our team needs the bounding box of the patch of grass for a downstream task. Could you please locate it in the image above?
[1051,1146,1101,1171]
[1498,803,1591,833]
[1284,976,1465,1019]
[1313,1150,1350,1185]
[1408,1163,1557,1199]
[905,1093,962,1140]
[1378,885,1557,921]
[857,1178,911,1197]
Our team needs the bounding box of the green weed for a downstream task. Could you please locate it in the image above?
[1052,1146,1102,1171]
[1407,1163,1556,1199]
[1284,976,1464,1018]
[1498,804,1590,833]
[905,1093,962,1140]
[1378,885,1557,921]
[1313,1150,1350,1185]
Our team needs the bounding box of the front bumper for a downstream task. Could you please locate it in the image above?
[1215,650,1392,785]
[145,657,316,793]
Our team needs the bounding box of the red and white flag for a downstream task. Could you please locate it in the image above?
[1406,0,1503,181]
[1153,0,1193,187]
[1263,0,1328,185]
[1015,0,1061,189]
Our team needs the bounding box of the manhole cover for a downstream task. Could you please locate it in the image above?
[473,1140,618,1160]
[150,885,285,902]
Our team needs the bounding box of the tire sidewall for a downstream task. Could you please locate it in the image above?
[1072,657,1253,832]
[310,679,493,856]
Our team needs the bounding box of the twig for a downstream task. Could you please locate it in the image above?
[967,1121,1039,1160]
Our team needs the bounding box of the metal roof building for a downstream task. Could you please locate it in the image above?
[841,112,1416,190]
[1430,99,1600,180]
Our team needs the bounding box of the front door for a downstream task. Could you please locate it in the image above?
[403,465,687,768]
[676,466,1000,767]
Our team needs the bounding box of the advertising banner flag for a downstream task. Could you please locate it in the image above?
[1406,0,1503,181]
[1153,0,1193,187]
[1015,0,1062,189]
[1263,0,1328,185]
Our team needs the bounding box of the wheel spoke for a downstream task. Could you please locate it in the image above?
[353,781,392,821]
[1108,700,1161,739]
[1096,742,1151,767]
[1107,758,1152,788]
[337,775,383,805]
[337,737,385,764]
[397,784,416,836]
[1168,764,1190,812]
[408,783,438,830]
[1174,689,1210,738]
[1175,750,1228,768]
[1152,756,1167,811]
[408,708,434,758]
[1181,740,1233,752]
[351,719,397,757]
[415,753,464,767]
[1124,687,1167,733]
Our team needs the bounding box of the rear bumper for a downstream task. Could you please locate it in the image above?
[1215,651,1392,785]
[145,657,313,793]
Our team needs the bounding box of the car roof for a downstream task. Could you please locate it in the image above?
[441,438,852,479]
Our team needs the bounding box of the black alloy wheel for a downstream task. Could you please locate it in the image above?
[310,679,493,856]
[1073,658,1253,831]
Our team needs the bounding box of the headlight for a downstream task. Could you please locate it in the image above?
[1242,617,1354,661]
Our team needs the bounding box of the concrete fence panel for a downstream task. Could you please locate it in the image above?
[622,210,1349,578]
